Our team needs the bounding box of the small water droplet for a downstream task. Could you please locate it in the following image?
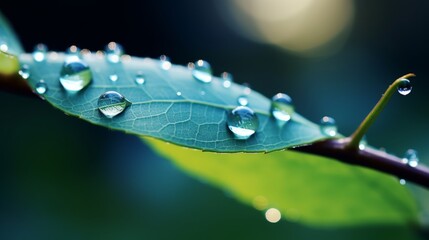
[320,116,337,137]
[66,45,81,56]
[109,74,119,82]
[0,42,8,52]
[35,80,47,94]
[176,91,182,96]
[135,72,145,85]
[242,83,252,95]
[237,95,249,106]
[18,64,30,79]
[200,91,206,96]
[32,43,48,62]
[160,55,171,70]
[397,79,412,95]
[399,179,406,185]
[98,91,130,118]
[227,106,259,140]
[221,72,233,88]
[271,93,294,123]
[359,135,368,150]
[105,42,123,63]
[59,56,92,91]
[187,62,195,70]
[265,208,281,223]
[403,149,419,167]
[192,59,212,83]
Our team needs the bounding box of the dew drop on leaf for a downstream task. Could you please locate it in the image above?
[109,74,119,82]
[403,149,419,167]
[227,106,259,140]
[35,80,47,94]
[59,56,93,91]
[32,43,47,62]
[135,72,145,85]
[159,55,171,70]
[0,41,8,52]
[399,179,406,185]
[271,93,294,123]
[192,59,212,83]
[320,116,337,137]
[237,95,249,106]
[105,41,123,63]
[97,91,130,118]
[18,64,30,79]
[397,79,412,95]
[221,72,233,88]
[66,45,81,57]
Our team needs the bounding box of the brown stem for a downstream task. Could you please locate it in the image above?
[294,138,429,189]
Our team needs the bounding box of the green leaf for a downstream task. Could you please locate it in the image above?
[145,137,419,226]
[20,52,327,152]
[0,11,24,56]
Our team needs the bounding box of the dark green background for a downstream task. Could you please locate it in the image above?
[0,1,428,239]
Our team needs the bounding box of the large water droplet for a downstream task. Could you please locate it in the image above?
[160,55,171,70]
[402,149,419,167]
[135,72,145,85]
[18,64,30,79]
[397,79,412,95]
[192,59,212,83]
[105,42,123,63]
[237,95,249,106]
[320,116,337,137]
[227,106,259,140]
[59,56,92,91]
[35,80,47,94]
[271,93,294,123]
[221,72,233,88]
[32,43,48,62]
[98,91,130,118]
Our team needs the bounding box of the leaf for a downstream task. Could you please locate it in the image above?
[0,11,23,55]
[19,52,327,152]
[144,137,419,226]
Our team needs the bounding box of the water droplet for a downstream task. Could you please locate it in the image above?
[59,56,92,91]
[160,55,171,70]
[237,95,249,106]
[176,91,182,96]
[221,72,233,88]
[399,179,406,185]
[18,64,30,79]
[66,45,81,57]
[32,43,48,62]
[105,42,123,63]
[192,59,212,83]
[200,91,206,96]
[397,79,412,95]
[402,149,419,167]
[98,91,130,118]
[0,42,8,52]
[227,106,259,140]
[359,135,368,150]
[109,74,118,82]
[320,116,337,137]
[265,208,281,223]
[187,62,195,70]
[135,72,145,85]
[35,80,47,94]
[271,93,294,123]
[243,83,252,95]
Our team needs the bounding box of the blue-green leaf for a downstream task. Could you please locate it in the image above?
[20,52,327,152]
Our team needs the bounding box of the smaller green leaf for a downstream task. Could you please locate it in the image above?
[145,137,419,227]
[0,11,24,56]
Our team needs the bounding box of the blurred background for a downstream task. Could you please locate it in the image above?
[0,0,429,239]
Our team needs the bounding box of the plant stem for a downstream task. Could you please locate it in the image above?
[347,73,416,149]
[294,138,429,189]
